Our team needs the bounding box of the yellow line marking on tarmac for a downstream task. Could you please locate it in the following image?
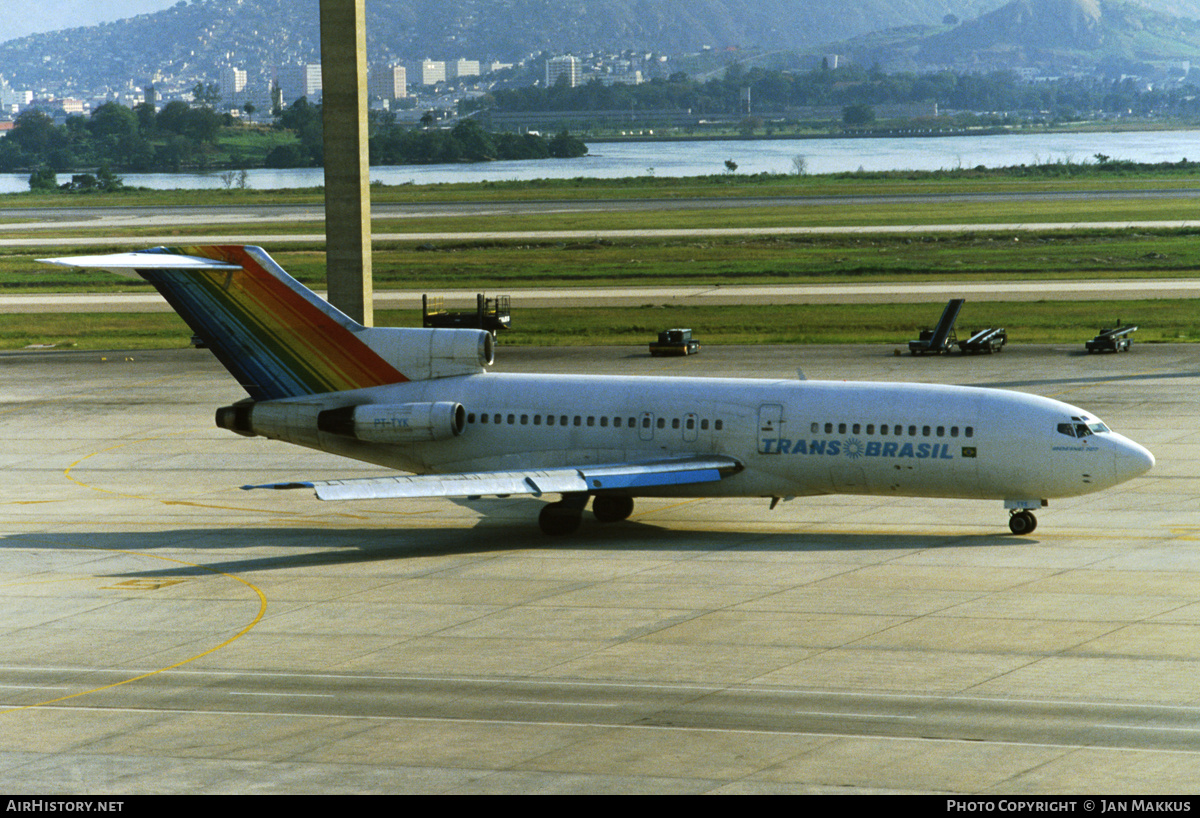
[629,497,707,521]
[0,537,267,715]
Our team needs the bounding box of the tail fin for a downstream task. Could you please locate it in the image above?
[42,245,408,401]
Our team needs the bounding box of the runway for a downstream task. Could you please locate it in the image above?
[6,277,1200,313]
[1,341,1195,793]
[7,219,1200,250]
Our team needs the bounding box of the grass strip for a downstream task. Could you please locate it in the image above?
[3,300,1191,351]
[5,231,1200,292]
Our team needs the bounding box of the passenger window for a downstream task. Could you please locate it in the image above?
[937,426,944,437]
[965,427,974,438]
[852,424,861,434]
[825,422,833,434]
[715,420,724,431]
[600,417,608,427]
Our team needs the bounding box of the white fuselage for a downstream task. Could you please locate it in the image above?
[261,374,1154,504]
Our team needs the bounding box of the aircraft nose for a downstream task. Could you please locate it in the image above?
[1114,439,1155,484]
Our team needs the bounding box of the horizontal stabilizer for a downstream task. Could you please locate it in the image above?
[39,250,241,279]
[245,455,743,501]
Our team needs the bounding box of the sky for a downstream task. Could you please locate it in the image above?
[0,0,179,42]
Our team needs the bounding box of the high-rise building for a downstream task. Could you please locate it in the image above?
[276,64,322,103]
[447,59,481,80]
[220,66,248,102]
[545,55,580,88]
[421,60,446,86]
[370,65,407,99]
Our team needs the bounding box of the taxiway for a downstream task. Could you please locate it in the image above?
[0,342,1194,793]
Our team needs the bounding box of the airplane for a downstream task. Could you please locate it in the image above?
[42,245,1155,537]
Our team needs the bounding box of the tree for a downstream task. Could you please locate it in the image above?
[842,103,876,127]
[451,118,496,161]
[9,110,62,155]
[88,102,138,138]
[738,116,762,136]
[270,81,283,118]
[191,82,221,107]
[28,167,57,191]
[547,130,586,158]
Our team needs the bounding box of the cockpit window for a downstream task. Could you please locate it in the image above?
[1057,421,1110,438]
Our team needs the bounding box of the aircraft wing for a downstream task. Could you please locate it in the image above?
[245,455,743,501]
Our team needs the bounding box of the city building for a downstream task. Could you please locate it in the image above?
[545,55,580,88]
[275,63,322,103]
[447,59,480,80]
[370,64,407,99]
[420,60,446,86]
[220,66,248,103]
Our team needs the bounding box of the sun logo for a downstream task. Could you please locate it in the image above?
[843,437,865,459]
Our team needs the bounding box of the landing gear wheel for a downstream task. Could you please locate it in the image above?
[1008,510,1038,535]
[593,495,635,523]
[539,502,582,536]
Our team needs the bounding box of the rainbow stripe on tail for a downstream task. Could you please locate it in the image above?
[43,245,408,401]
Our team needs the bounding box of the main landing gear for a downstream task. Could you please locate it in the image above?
[538,493,635,535]
[1008,509,1038,535]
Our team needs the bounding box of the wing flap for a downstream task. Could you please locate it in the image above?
[245,456,742,501]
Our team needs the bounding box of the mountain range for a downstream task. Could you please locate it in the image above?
[2,0,1200,98]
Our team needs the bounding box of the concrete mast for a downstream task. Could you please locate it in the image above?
[320,0,373,326]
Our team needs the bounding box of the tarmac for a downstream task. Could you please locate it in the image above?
[1,340,1196,794]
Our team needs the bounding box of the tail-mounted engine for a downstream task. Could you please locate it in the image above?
[317,402,465,443]
[216,400,466,446]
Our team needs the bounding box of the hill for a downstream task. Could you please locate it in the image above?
[4,0,1200,98]
[0,0,1005,95]
[845,0,1200,73]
